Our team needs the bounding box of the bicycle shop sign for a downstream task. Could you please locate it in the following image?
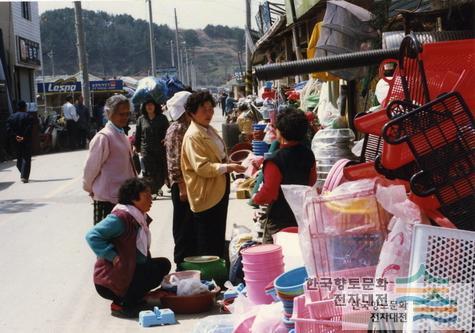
[37,80,123,94]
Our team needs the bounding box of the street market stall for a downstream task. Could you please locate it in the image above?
[168,1,475,333]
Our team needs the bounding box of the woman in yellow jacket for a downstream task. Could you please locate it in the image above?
[181,91,246,258]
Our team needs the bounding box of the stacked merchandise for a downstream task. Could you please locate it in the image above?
[251,124,269,156]
[346,35,475,230]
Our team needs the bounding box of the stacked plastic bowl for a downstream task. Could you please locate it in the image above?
[273,266,308,330]
[241,244,285,304]
[251,124,269,156]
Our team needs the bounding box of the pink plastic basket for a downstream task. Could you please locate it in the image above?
[292,294,370,333]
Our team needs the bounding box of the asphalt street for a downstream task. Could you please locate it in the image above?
[0,111,256,332]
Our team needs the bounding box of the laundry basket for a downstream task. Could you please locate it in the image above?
[404,224,475,331]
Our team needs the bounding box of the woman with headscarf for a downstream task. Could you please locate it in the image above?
[164,91,196,265]
[134,99,169,199]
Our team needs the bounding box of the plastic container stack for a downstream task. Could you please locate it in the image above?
[251,124,269,156]
[311,128,356,187]
[273,267,308,331]
[241,244,284,304]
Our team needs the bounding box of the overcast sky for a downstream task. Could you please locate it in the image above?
[38,0,260,29]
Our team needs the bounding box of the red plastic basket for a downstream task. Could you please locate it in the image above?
[383,92,475,230]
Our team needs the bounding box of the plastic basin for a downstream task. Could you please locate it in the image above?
[274,267,308,293]
[160,286,220,314]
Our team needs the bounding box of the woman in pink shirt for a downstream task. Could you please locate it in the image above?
[83,95,137,224]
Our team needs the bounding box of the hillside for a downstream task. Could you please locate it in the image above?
[40,9,245,87]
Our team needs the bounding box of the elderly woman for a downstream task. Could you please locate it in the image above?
[164,91,195,265]
[134,99,169,199]
[83,94,137,225]
[86,178,171,318]
[253,108,317,243]
[181,91,246,258]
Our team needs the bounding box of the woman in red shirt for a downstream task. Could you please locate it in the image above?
[253,108,317,243]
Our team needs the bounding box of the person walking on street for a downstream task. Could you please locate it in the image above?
[134,99,169,199]
[181,91,246,258]
[225,92,237,115]
[63,96,79,149]
[85,178,171,318]
[219,92,227,116]
[6,101,34,183]
[75,95,90,149]
[83,94,137,225]
[164,91,195,265]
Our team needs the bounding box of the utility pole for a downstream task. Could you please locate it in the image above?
[170,40,175,67]
[74,1,91,116]
[174,9,181,81]
[48,50,55,77]
[178,46,184,82]
[245,0,252,95]
[147,0,156,77]
[184,44,190,86]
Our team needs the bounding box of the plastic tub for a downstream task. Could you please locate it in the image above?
[241,244,282,256]
[245,278,274,304]
[243,266,284,280]
[160,286,221,314]
[242,261,285,272]
[232,315,256,333]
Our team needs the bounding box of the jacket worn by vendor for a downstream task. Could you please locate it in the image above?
[90,209,152,297]
[181,121,228,213]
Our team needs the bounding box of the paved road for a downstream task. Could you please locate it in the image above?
[0,111,255,332]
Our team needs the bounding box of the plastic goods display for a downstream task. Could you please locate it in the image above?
[383,92,475,230]
[241,244,284,304]
[312,128,356,185]
[316,0,378,80]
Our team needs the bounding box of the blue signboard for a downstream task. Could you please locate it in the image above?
[37,80,124,94]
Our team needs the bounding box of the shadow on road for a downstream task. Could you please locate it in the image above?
[28,178,73,183]
[0,199,46,214]
[0,181,15,191]
[0,160,16,171]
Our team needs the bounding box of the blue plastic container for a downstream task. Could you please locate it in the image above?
[274,267,308,293]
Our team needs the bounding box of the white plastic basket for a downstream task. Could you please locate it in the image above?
[405,224,475,331]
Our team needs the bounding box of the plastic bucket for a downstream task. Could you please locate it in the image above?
[242,257,284,269]
[243,266,284,280]
[242,262,285,274]
[241,244,282,257]
[245,278,274,304]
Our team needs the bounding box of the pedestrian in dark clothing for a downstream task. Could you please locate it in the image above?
[85,178,171,318]
[75,96,90,149]
[134,99,169,199]
[219,93,228,116]
[225,93,237,115]
[6,101,34,183]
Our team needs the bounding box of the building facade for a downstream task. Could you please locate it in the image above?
[0,1,42,160]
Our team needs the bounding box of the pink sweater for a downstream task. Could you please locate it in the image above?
[83,123,136,203]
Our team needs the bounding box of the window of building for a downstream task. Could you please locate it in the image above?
[21,2,31,21]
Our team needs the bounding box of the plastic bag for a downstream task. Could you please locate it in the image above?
[282,184,319,277]
[375,185,423,282]
[191,314,236,333]
[317,81,340,127]
[131,77,169,105]
[251,302,288,333]
[167,275,209,296]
